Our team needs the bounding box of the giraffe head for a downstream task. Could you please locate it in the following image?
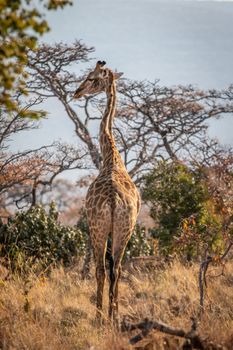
[73,61,123,99]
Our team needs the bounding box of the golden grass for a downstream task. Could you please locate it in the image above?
[0,260,232,349]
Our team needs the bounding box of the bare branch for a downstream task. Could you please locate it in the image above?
[122,317,206,349]
[199,242,233,310]
[25,42,233,183]
[27,41,101,170]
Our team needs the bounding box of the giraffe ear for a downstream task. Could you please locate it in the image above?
[114,72,124,80]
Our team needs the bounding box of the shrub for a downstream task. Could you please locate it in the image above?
[142,161,209,255]
[125,224,155,260]
[142,161,231,258]
[174,200,228,260]
[0,203,87,270]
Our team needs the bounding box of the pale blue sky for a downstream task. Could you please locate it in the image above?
[13,0,233,171]
[45,0,233,88]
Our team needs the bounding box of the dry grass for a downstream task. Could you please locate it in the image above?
[0,259,232,349]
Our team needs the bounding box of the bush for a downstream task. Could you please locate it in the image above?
[125,224,155,260]
[173,200,228,260]
[0,203,88,270]
[142,161,209,255]
[142,161,232,259]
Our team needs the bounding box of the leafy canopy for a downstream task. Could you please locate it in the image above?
[142,161,209,253]
[0,0,72,117]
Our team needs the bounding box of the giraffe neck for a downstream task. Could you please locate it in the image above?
[100,74,122,169]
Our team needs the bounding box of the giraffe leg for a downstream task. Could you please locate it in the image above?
[109,221,135,325]
[113,264,122,314]
[108,262,119,323]
[93,243,107,324]
[108,252,115,318]
[87,205,112,324]
[108,248,125,324]
[96,261,105,323]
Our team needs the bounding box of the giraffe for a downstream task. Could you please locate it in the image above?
[74,61,141,323]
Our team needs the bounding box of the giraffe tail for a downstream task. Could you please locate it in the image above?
[105,235,114,282]
[105,200,115,283]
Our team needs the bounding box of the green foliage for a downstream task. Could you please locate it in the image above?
[125,224,154,259]
[0,203,86,270]
[142,161,210,255]
[76,208,89,236]
[174,200,227,259]
[0,0,72,115]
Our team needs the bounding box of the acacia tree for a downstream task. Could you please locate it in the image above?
[116,82,233,182]
[27,41,100,167]
[0,96,87,215]
[26,41,233,184]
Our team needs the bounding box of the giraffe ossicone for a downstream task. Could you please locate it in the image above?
[74,61,141,324]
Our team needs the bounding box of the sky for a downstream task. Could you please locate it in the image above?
[13,0,233,176]
[45,0,233,88]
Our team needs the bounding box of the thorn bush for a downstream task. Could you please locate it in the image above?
[0,203,88,271]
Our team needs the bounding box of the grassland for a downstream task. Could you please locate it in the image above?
[0,259,232,349]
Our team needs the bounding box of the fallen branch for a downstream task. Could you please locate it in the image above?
[121,317,205,349]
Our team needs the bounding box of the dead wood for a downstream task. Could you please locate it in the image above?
[121,317,205,348]
[198,241,233,311]
[121,317,225,349]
